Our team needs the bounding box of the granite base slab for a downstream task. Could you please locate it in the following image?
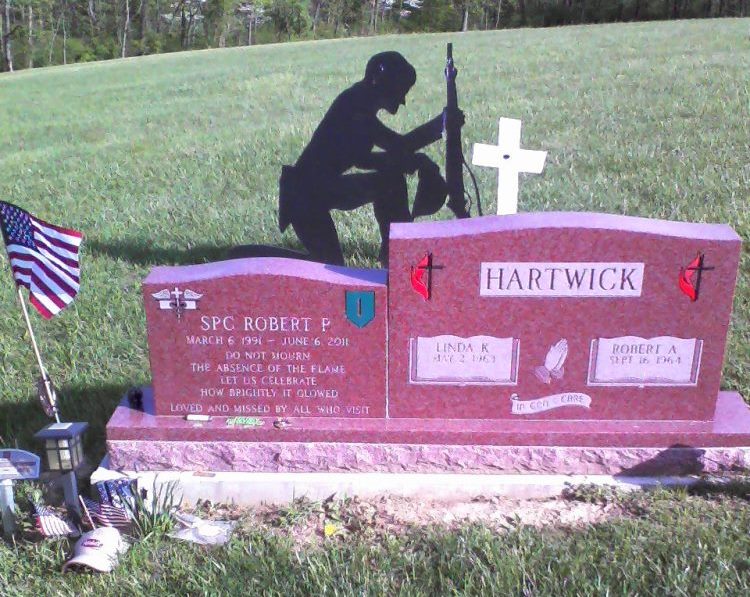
[106,389,750,475]
[92,463,700,505]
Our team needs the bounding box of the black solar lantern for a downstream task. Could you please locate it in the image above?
[34,422,88,517]
[34,422,88,472]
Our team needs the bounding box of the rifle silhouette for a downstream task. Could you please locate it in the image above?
[444,43,482,218]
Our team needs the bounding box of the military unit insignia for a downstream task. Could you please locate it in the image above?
[152,287,203,319]
[345,291,375,328]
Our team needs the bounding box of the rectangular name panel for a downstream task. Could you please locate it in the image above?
[409,335,519,385]
[480,262,644,297]
[588,336,703,386]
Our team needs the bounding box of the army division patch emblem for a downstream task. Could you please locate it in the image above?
[345,291,375,328]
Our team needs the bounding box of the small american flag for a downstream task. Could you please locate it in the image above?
[94,478,137,511]
[31,501,80,538]
[0,201,83,319]
[81,496,132,530]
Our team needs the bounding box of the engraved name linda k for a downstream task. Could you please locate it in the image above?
[433,339,496,363]
[480,262,645,297]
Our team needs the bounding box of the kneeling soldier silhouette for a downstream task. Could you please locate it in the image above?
[279,51,465,266]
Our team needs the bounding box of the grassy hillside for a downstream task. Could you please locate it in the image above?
[0,19,748,454]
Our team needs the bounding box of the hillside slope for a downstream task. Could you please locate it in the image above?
[0,19,748,449]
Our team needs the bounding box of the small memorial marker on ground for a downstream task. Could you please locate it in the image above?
[472,118,547,215]
[0,449,40,535]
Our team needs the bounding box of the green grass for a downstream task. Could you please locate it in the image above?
[3,487,750,595]
[0,18,748,592]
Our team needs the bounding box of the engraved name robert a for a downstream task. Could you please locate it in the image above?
[480,262,645,297]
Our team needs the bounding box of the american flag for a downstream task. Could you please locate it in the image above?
[81,496,132,530]
[0,201,83,319]
[31,501,80,538]
[94,478,138,510]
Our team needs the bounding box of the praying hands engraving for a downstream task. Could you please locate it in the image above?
[534,339,569,384]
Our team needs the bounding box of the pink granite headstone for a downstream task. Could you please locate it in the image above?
[388,212,741,423]
[143,258,387,418]
[106,213,750,476]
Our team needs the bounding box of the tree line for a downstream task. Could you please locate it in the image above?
[1,0,747,72]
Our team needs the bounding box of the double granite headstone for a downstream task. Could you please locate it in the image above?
[107,212,749,475]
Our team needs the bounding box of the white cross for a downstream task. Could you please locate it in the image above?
[472,118,547,215]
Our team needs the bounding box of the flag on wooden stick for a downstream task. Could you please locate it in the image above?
[0,201,83,319]
[31,501,80,538]
[80,496,132,531]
